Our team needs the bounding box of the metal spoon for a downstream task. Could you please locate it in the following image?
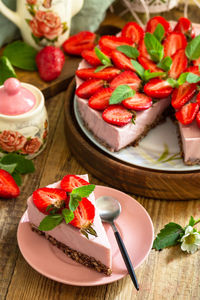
[96,196,139,291]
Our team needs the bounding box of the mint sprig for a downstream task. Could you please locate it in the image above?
[131,60,165,82]
[109,84,135,105]
[94,47,112,73]
[157,56,172,72]
[117,45,139,59]
[185,35,200,60]
[153,24,165,42]
[144,32,164,63]
[0,56,17,85]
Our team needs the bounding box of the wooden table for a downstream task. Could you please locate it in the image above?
[1,6,200,300]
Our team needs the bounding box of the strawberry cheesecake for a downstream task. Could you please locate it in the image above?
[27,174,112,275]
[65,16,200,166]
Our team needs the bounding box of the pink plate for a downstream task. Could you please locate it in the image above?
[17,185,154,286]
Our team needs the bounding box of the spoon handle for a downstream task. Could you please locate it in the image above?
[111,222,139,291]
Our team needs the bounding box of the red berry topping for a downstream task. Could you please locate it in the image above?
[81,49,101,66]
[163,32,187,57]
[138,38,151,59]
[173,17,195,39]
[171,83,196,109]
[76,79,105,99]
[193,57,200,67]
[175,103,199,125]
[76,67,121,81]
[110,70,141,91]
[121,22,144,44]
[102,104,133,126]
[88,87,113,110]
[61,175,89,193]
[138,55,163,73]
[168,49,188,79]
[196,111,200,128]
[196,92,200,105]
[143,78,173,99]
[111,50,136,72]
[99,35,133,56]
[122,92,152,110]
[0,169,20,198]
[146,16,171,36]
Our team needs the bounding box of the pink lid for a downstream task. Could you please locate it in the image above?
[0,78,36,116]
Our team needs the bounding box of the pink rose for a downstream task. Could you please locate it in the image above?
[43,0,52,8]
[30,10,63,40]
[0,130,27,152]
[22,137,41,154]
[27,0,37,4]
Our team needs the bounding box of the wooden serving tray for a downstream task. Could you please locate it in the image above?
[64,79,200,200]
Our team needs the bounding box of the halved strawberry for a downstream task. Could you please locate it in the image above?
[81,49,101,66]
[111,50,136,72]
[196,111,200,128]
[138,38,151,59]
[121,22,144,44]
[76,79,106,99]
[193,57,200,66]
[163,32,187,57]
[122,92,152,110]
[102,104,133,126]
[146,16,171,36]
[173,17,195,39]
[62,31,96,56]
[186,66,200,76]
[0,169,20,198]
[138,55,163,73]
[175,102,199,125]
[168,49,188,79]
[33,187,67,215]
[171,83,197,109]
[61,175,89,193]
[196,92,200,105]
[143,78,173,98]
[110,70,141,91]
[88,87,113,110]
[99,35,133,56]
[76,67,121,81]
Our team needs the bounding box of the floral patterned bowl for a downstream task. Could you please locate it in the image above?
[0,81,48,159]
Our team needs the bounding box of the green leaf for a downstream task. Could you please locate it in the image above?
[143,70,165,82]
[1,153,35,174]
[188,216,196,226]
[167,78,179,88]
[94,65,108,73]
[117,45,139,59]
[12,171,22,186]
[3,41,38,71]
[186,72,200,83]
[177,72,189,86]
[72,184,96,197]
[0,56,17,85]
[131,60,145,78]
[109,85,135,105]
[94,47,112,66]
[0,162,17,173]
[185,35,200,60]
[62,208,74,224]
[153,222,184,250]
[69,193,82,211]
[153,24,165,42]
[157,56,172,71]
[144,33,164,62]
[38,215,63,231]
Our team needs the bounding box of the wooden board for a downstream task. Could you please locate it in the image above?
[64,79,200,200]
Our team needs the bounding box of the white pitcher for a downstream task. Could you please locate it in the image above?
[0,0,84,49]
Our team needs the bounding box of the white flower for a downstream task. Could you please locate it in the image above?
[180,226,200,254]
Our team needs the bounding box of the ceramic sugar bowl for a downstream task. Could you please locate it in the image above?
[0,78,48,159]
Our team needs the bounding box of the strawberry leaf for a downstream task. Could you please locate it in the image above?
[153,222,184,250]
[117,45,139,59]
[0,162,17,174]
[62,208,74,224]
[157,56,172,71]
[71,184,95,197]
[69,193,82,211]
[0,56,17,85]
[0,153,35,174]
[153,24,165,42]
[109,84,135,105]
[144,33,164,62]
[38,215,63,231]
[188,216,196,226]
[185,35,200,60]
[12,171,22,186]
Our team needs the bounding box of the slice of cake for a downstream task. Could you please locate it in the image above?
[27,174,112,275]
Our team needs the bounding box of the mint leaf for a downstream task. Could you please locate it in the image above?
[167,78,179,88]
[188,216,196,227]
[1,153,35,174]
[0,56,17,85]
[69,193,82,211]
[72,184,95,197]
[143,70,165,82]
[0,162,17,173]
[3,41,38,71]
[185,35,200,60]
[117,45,139,59]
[144,33,164,62]
[186,72,200,83]
[38,215,63,231]
[153,24,165,42]
[12,171,22,186]
[94,65,108,73]
[62,208,74,224]
[109,85,135,105]
[131,60,145,78]
[157,56,172,71]
[94,47,112,66]
[153,222,184,250]
[177,72,189,85]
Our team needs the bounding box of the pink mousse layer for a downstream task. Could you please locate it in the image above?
[27,175,112,268]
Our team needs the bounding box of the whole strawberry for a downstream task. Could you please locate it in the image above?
[36,46,65,82]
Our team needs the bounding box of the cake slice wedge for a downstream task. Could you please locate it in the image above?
[27,174,112,275]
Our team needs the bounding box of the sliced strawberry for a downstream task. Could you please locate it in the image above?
[171,83,196,109]
[163,32,187,57]
[146,16,171,36]
[168,49,188,79]
[196,92,200,105]
[76,79,106,99]
[63,31,96,56]
[110,70,141,91]
[193,57,200,66]
[138,55,163,73]
[138,38,151,59]
[111,50,136,72]
[88,87,113,110]
[196,111,200,128]
[0,169,20,198]
[175,103,199,125]
[99,35,133,56]
[76,67,121,81]
[33,187,67,215]
[186,66,200,76]
[173,17,195,39]
[61,175,89,193]
[81,49,101,66]
[121,22,144,44]
[122,92,152,110]
[102,104,133,126]
[143,78,173,98]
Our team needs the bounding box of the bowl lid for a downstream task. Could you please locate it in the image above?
[0,78,36,116]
